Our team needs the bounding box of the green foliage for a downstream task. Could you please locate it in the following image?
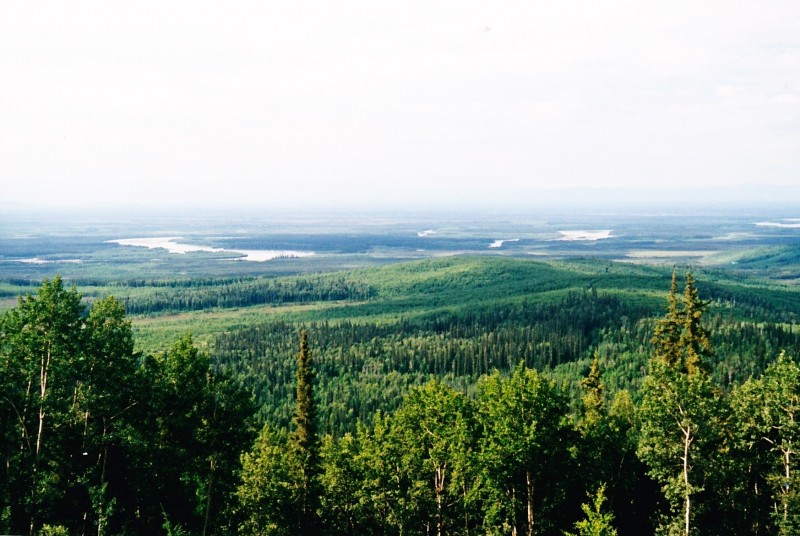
[477,364,575,535]
[0,280,255,536]
[575,359,653,535]
[4,260,800,535]
[319,431,374,534]
[652,273,682,367]
[120,274,376,315]
[237,426,296,536]
[138,335,257,535]
[205,261,800,436]
[566,484,618,536]
[638,361,726,535]
[680,272,713,375]
[391,381,479,535]
[1,277,109,533]
[290,331,321,534]
[638,273,727,535]
[38,525,70,536]
[731,352,800,534]
[161,509,190,536]
[214,289,659,434]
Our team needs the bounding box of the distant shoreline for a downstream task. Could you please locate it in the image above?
[107,237,314,262]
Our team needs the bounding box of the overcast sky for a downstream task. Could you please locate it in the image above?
[2,1,799,211]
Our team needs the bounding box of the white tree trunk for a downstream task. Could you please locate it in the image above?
[683,424,692,536]
[526,470,534,536]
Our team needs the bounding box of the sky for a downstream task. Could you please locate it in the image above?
[1,1,799,211]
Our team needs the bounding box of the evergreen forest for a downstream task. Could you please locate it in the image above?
[2,256,800,535]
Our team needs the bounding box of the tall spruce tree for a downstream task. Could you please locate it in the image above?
[652,272,682,368]
[680,272,712,375]
[291,331,320,534]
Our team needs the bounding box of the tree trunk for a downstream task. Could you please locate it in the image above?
[526,470,534,536]
[783,446,792,526]
[434,464,446,536]
[202,458,216,536]
[463,481,469,536]
[97,423,109,536]
[683,424,692,536]
[511,485,518,536]
[30,343,53,536]
[35,344,52,462]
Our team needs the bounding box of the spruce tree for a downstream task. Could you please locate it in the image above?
[680,272,712,375]
[581,353,605,423]
[567,484,618,536]
[652,272,682,368]
[290,331,320,534]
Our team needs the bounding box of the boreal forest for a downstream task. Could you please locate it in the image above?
[2,257,800,536]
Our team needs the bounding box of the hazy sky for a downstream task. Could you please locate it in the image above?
[2,1,799,211]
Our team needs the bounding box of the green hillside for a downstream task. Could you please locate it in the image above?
[125,256,795,350]
[115,257,800,433]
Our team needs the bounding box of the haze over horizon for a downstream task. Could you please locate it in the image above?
[2,1,799,212]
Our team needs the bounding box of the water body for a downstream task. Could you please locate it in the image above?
[489,239,520,248]
[754,220,800,228]
[17,258,82,264]
[557,230,613,241]
[2,209,799,282]
[107,237,314,262]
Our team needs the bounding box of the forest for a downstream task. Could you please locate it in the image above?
[2,260,800,535]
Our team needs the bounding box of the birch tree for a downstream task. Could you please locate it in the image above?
[0,280,145,535]
[477,364,573,535]
[576,357,653,534]
[637,272,724,536]
[391,380,478,536]
[732,353,800,534]
[237,426,296,536]
[140,334,255,536]
[0,277,84,535]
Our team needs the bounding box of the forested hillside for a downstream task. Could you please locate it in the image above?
[2,258,800,535]
[203,258,800,434]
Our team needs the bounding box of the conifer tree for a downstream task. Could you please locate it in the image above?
[680,272,712,375]
[566,484,618,536]
[652,272,682,368]
[581,353,605,425]
[290,331,320,534]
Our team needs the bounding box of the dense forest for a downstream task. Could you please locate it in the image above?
[2,267,800,535]
[214,283,800,435]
